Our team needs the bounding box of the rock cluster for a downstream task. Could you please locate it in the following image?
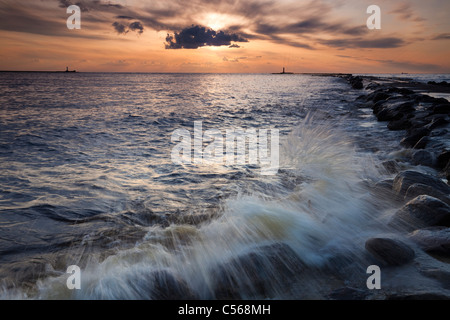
[343,75,450,298]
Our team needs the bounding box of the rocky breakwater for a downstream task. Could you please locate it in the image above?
[344,75,450,299]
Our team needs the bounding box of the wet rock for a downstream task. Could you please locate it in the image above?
[366,83,382,91]
[371,92,390,103]
[381,161,401,174]
[405,183,450,205]
[372,179,395,198]
[420,269,450,290]
[365,237,415,266]
[413,136,429,149]
[445,161,450,182]
[437,150,450,170]
[430,128,448,137]
[415,94,438,104]
[211,243,305,299]
[409,227,450,256]
[400,127,431,148]
[144,269,198,300]
[375,101,415,122]
[432,104,450,115]
[390,195,450,230]
[393,170,450,197]
[388,116,411,131]
[387,87,414,95]
[411,150,435,167]
[349,76,363,89]
[425,117,449,130]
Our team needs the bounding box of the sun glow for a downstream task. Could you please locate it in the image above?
[201,12,244,31]
[203,13,226,30]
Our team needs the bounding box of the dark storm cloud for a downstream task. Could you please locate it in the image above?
[112,21,144,35]
[116,15,135,20]
[112,21,127,34]
[129,21,144,34]
[322,37,406,49]
[165,25,248,49]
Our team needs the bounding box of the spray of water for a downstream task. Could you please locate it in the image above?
[28,115,390,299]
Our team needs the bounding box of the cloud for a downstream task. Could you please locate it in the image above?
[229,44,241,48]
[322,37,406,49]
[58,0,124,12]
[58,0,89,12]
[129,21,144,34]
[112,22,128,34]
[165,25,248,49]
[112,21,144,35]
[336,54,443,73]
[116,15,135,20]
[389,2,425,22]
[0,0,432,52]
[431,33,450,40]
[0,2,108,39]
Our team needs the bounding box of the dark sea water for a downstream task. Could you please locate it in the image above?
[0,72,446,299]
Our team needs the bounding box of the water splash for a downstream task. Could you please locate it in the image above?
[29,115,391,299]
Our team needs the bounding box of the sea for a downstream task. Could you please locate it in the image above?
[0,72,449,299]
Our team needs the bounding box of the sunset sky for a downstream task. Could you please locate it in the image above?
[0,0,449,73]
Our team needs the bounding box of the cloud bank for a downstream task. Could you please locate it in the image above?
[165,25,248,49]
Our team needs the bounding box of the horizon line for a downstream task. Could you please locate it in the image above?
[1,70,449,75]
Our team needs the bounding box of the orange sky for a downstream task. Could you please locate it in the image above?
[0,0,449,73]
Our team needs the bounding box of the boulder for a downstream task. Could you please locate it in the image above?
[400,127,431,148]
[365,237,415,266]
[408,227,450,255]
[211,242,305,299]
[393,170,450,197]
[371,92,390,103]
[420,269,450,290]
[349,76,364,89]
[437,150,450,169]
[365,83,382,91]
[432,104,450,115]
[445,161,450,182]
[390,195,450,230]
[375,101,415,122]
[387,87,414,95]
[148,270,198,300]
[405,183,450,205]
[122,269,198,300]
[413,136,429,149]
[425,117,449,130]
[411,150,435,167]
[387,116,411,131]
